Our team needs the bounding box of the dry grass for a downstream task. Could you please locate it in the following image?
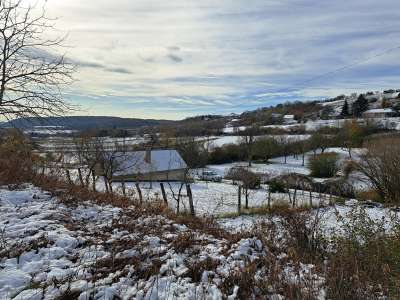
[356,189,382,203]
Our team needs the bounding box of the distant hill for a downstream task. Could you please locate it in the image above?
[1,116,175,130]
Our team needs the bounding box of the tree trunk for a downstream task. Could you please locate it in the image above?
[186,184,195,216]
[309,190,313,207]
[160,182,168,204]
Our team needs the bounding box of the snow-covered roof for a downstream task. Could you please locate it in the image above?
[112,149,187,176]
[283,114,295,119]
[364,108,395,114]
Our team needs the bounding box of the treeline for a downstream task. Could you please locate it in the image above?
[177,121,387,168]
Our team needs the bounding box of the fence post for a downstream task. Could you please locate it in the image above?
[160,182,168,204]
[135,183,143,203]
[121,180,126,197]
[92,172,96,192]
[238,186,242,214]
[268,189,271,209]
[245,188,249,209]
[65,169,72,185]
[186,184,195,216]
[77,168,84,186]
[103,177,109,193]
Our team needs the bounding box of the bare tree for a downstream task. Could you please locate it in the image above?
[276,135,290,164]
[0,0,74,120]
[241,125,259,167]
[73,134,104,191]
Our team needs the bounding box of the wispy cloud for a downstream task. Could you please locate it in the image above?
[40,0,400,119]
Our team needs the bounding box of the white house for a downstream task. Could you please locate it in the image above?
[362,108,397,119]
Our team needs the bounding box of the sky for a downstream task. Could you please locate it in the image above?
[36,0,400,120]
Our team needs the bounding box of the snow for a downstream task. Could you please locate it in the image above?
[222,126,247,133]
[364,108,395,113]
[0,184,324,299]
[203,134,310,149]
[263,117,400,132]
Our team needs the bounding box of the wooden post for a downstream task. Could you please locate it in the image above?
[160,183,168,204]
[245,188,249,209]
[186,184,195,216]
[109,180,113,193]
[77,168,84,186]
[238,186,242,213]
[121,180,126,197]
[309,190,313,207]
[104,177,109,193]
[65,169,72,185]
[92,172,96,192]
[268,189,271,209]
[135,183,143,203]
[293,189,297,207]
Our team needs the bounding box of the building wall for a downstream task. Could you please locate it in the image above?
[112,169,188,182]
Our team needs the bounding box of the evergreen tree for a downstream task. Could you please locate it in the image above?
[352,94,369,117]
[341,99,350,117]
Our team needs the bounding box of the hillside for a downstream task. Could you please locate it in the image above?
[1,116,175,130]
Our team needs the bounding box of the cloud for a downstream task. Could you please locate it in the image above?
[167,53,183,63]
[75,60,132,74]
[37,0,400,119]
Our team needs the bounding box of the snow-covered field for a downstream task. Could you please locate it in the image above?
[109,181,333,217]
[208,147,364,178]
[263,117,400,131]
[57,146,368,217]
[36,136,148,152]
[204,134,311,149]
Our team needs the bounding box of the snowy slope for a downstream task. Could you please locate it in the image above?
[0,185,323,299]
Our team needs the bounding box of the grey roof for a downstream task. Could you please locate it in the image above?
[112,149,187,176]
[364,108,395,114]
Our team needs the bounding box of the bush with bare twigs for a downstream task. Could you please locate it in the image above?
[0,130,35,186]
[356,136,400,204]
[309,152,339,178]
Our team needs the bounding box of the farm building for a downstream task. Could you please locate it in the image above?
[105,149,188,182]
[362,108,396,119]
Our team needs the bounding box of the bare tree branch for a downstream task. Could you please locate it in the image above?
[0,0,75,121]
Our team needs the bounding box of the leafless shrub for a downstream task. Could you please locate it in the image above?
[356,136,400,204]
[326,207,400,299]
[186,256,220,283]
[0,129,35,185]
